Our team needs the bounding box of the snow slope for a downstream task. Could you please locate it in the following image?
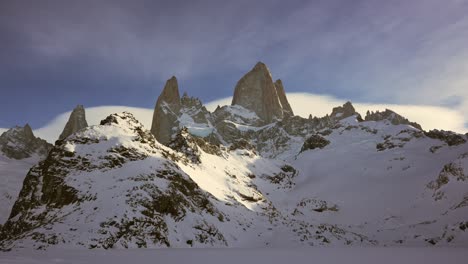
[290,117,468,245]
[2,248,468,264]
[0,153,40,224]
[1,111,467,250]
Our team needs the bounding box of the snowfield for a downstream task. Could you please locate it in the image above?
[1,248,468,264]
[1,110,467,252]
[0,154,41,223]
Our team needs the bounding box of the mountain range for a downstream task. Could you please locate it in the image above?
[0,62,467,250]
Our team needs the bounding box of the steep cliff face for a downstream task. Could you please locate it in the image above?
[58,105,88,140]
[0,125,52,224]
[231,62,284,123]
[274,79,294,117]
[150,76,182,145]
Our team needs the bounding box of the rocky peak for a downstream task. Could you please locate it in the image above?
[365,109,422,130]
[274,79,294,117]
[158,76,181,112]
[23,124,35,139]
[231,62,284,123]
[331,101,359,120]
[0,124,52,159]
[181,93,204,109]
[151,76,182,145]
[58,105,88,140]
[100,112,143,129]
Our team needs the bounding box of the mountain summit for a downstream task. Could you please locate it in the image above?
[150,76,182,145]
[0,124,51,159]
[232,62,292,123]
[58,105,88,140]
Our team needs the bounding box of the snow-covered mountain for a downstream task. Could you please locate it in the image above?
[0,125,52,224]
[1,62,467,250]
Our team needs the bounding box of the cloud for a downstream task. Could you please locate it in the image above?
[33,106,154,143]
[5,93,463,144]
[2,0,468,129]
[205,93,468,134]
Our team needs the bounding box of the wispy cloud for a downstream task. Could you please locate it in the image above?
[2,92,463,143]
[205,93,468,134]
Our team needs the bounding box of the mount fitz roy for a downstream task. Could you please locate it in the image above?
[0,62,467,250]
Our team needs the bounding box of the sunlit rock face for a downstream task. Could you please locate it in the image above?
[274,79,294,117]
[231,62,284,123]
[58,105,88,140]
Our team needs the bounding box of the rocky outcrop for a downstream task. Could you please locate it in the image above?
[180,93,212,125]
[365,109,422,130]
[1,112,226,249]
[425,130,466,146]
[151,76,182,145]
[274,79,294,117]
[169,127,202,164]
[231,62,284,123]
[331,102,359,120]
[300,134,330,153]
[58,105,88,140]
[0,124,52,159]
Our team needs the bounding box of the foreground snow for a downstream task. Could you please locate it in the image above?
[0,154,41,223]
[1,112,467,249]
[1,248,468,264]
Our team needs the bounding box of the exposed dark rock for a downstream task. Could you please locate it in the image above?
[58,105,88,140]
[151,76,181,145]
[300,134,330,153]
[425,130,466,146]
[0,124,52,159]
[365,109,422,130]
[169,127,201,164]
[229,139,257,153]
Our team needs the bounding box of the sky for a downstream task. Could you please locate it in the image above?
[1,0,468,133]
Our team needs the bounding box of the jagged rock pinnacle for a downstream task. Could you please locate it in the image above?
[365,109,422,130]
[0,124,52,159]
[274,79,294,116]
[231,62,284,123]
[58,105,88,140]
[151,76,182,145]
[331,101,358,120]
[23,124,35,140]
